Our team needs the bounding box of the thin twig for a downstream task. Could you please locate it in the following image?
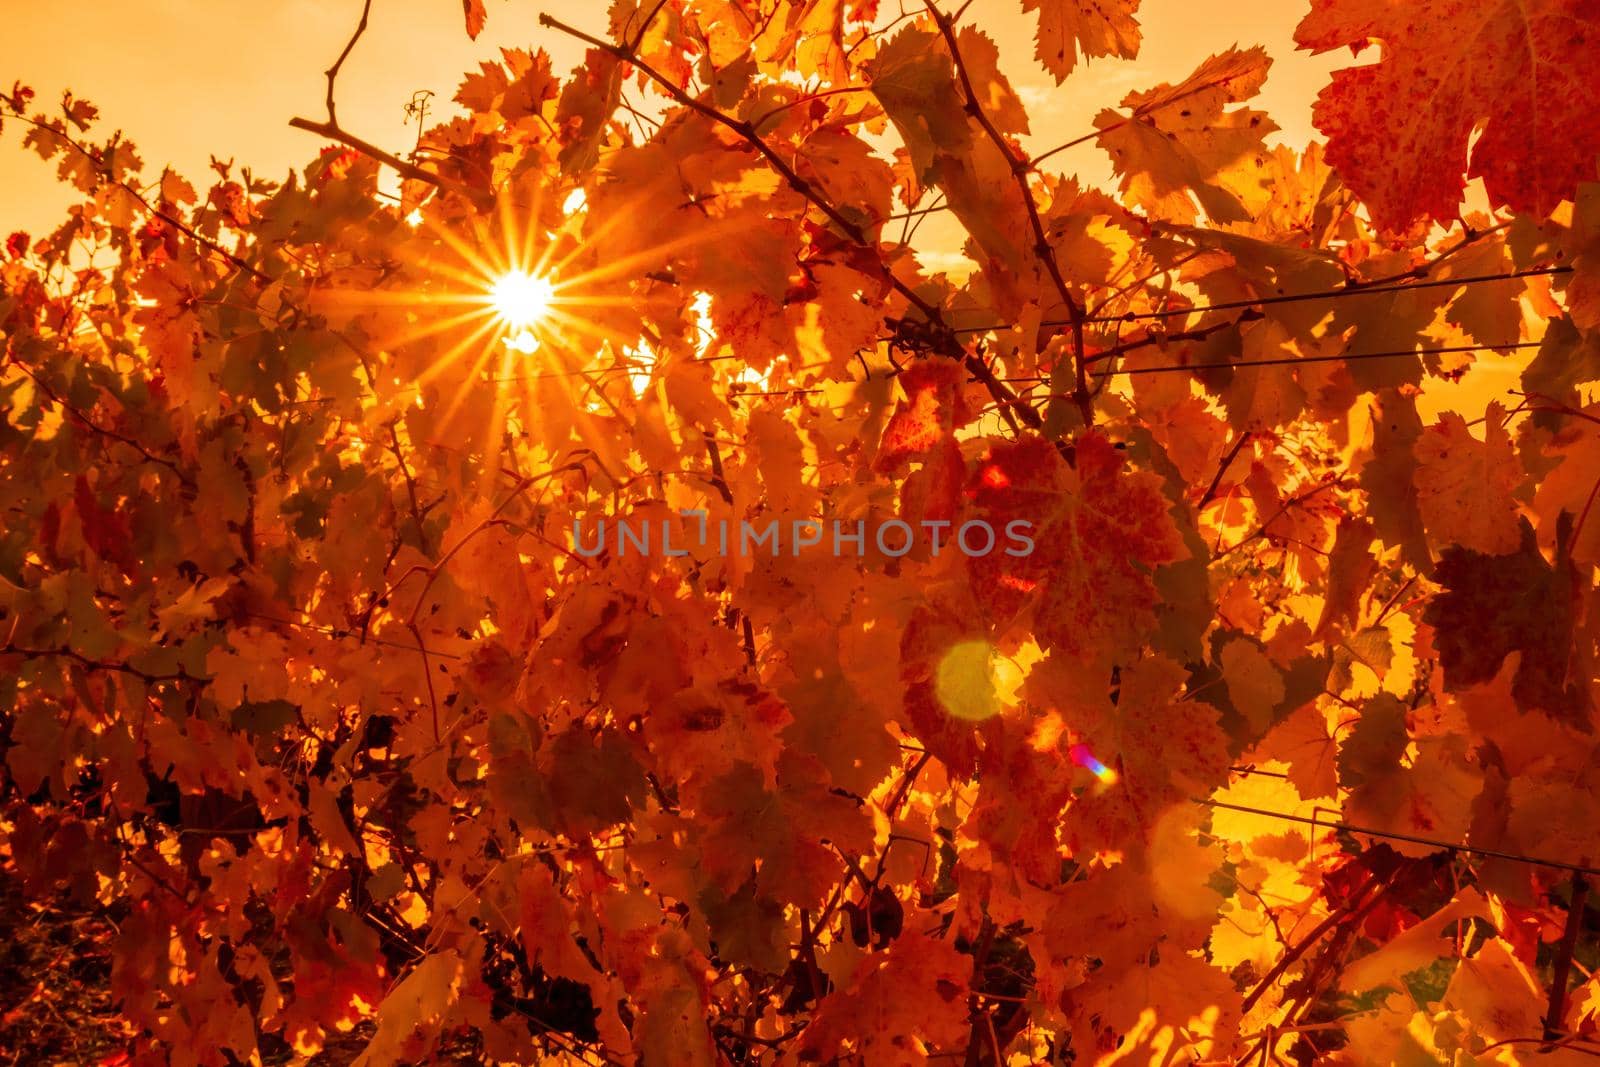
[1239,865,1393,1014]
[324,0,373,126]
[1199,431,1250,508]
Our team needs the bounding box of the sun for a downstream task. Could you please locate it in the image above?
[489,270,556,329]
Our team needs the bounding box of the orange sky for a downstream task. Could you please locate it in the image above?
[1,0,1346,239]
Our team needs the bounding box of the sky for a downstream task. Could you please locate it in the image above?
[0,0,1348,239]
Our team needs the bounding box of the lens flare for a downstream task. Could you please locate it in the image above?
[490,270,555,329]
[935,640,1024,722]
[1069,743,1117,784]
[336,178,727,496]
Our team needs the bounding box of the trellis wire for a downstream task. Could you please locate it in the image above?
[1200,796,1600,878]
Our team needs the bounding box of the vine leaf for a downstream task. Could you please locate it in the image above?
[1413,404,1523,556]
[1094,46,1277,225]
[353,950,463,1066]
[1424,521,1593,727]
[1022,0,1142,84]
[968,433,1188,662]
[799,932,970,1064]
[1295,0,1600,229]
[462,0,487,40]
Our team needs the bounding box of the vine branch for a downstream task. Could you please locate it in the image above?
[536,11,1044,433]
[324,0,373,127]
[288,0,477,199]
[8,114,267,282]
[923,0,1093,426]
[1544,873,1590,1045]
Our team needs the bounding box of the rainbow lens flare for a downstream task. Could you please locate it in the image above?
[1069,743,1117,783]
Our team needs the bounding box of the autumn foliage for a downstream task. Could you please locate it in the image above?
[3,0,1600,1063]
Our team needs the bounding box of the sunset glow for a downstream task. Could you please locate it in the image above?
[3,0,1588,1061]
